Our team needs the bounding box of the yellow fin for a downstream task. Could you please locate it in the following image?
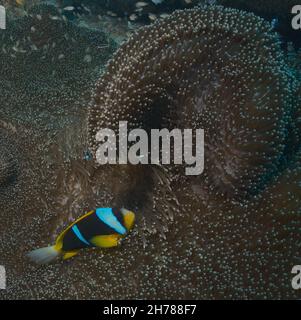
[122,210,135,231]
[16,0,24,6]
[91,235,120,248]
[63,251,79,260]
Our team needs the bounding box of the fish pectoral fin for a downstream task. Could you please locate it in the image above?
[91,235,120,248]
[63,251,79,260]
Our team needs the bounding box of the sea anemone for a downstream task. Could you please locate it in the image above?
[88,5,295,202]
[0,3,116,127]
[0,150,15,187]
[0,131,17,187]
[219,0,301,48]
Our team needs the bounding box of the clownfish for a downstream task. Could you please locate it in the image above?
[27,207,135,264]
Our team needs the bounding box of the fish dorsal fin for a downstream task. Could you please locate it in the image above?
[90,235,120,248]
[55,210,95,250]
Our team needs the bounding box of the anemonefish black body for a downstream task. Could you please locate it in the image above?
[27,208,135,264]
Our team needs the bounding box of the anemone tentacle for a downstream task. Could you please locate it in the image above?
[88,6,296,200]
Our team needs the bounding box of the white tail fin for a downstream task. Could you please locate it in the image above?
[27,246,60,264]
